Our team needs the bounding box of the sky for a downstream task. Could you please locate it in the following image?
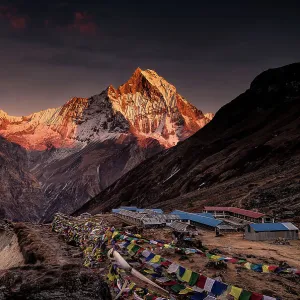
[0,0,300,116]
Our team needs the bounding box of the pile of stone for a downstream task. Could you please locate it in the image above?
[272,238,290,245]
[0,220,13,231]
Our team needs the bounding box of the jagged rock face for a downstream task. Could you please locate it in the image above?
[109,68,211,146]
[204,112,214,121]
[76,63,300,218]
[0,68,212,221]
[0,137,42,221]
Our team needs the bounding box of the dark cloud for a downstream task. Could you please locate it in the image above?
[0,5,28,30]
[71,12,97,34]
[0,1,99,34]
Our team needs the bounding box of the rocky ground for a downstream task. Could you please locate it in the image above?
[0,222,111,300]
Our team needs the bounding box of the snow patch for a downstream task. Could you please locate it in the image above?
[163,166,180,183]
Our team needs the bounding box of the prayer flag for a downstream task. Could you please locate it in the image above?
[230,286,242,299]
[239,290,252,300]
[196,275,207,289]
[179,287,194,294]
[250,293,263,300]
[167,262,179,274]
[262,265,270,273]
[204,277,215,292]
[171,284,186,293]
[181,269,193,282]
[150,255,161,263]
[244,262,252,270]
[211,281,228,296]
[189,272,199,286]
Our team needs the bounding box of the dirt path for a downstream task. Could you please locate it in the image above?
[0,222,111,300]
[27,224,82,265]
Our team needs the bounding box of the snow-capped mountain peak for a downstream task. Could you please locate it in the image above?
[0,68,212,150]
[108,68,211,146]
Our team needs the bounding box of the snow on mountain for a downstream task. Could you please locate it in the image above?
[204,112,215,120]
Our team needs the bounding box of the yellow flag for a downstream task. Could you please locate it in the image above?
[127,243,135,252]
[244,262,252,270]
[230,286,242,299]
[128,282,136,290]
[179,287,193,294]
[181,269,193,282]
[150,255,161,263]
[112,231,119,239]
[144,269,156,274]
[262,265,270,273]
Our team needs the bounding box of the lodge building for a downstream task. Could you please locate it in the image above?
[203,206,274,223]
[245,223,299,241]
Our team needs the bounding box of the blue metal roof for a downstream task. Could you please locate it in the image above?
[114,207,163,214]
[119,206,138,211]
[135,208,163,214]
[250,223,298,232]
[151,209,164,214]
[170,210,222,227]
[195,212,215,219]
[188,213,222,227]
[170,210,190,220]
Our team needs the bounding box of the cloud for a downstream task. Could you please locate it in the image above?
[0,3,98,35]
[67,12,97,35]
[10,16,27,29]
[0,6,28,30]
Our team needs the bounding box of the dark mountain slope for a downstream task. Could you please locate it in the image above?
[76,63,300,217]
[0,137,42,221]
